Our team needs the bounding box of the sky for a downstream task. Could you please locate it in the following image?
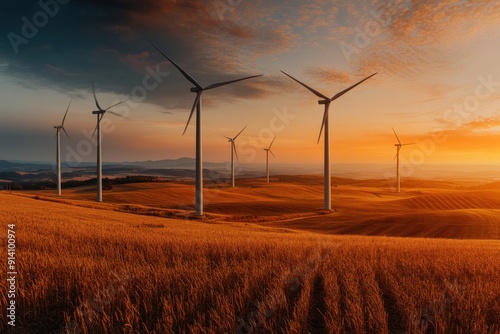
[1,0,500,169]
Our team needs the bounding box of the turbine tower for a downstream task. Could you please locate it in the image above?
[281,70,377,210]
[264,136,276,183]
[54,100,71,196]
[225,125,247,188]
[149,41,262,216]
[91,85,126,202]
[392,127,414,193]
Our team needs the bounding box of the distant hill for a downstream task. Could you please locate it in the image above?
[2,158,500,183]
[0,160,52,172]
[0,158,228,172]
[126,157,227,170]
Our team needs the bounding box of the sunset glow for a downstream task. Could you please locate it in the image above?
[1,0,500,169]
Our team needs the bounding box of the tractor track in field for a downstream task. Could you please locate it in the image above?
[307,274,327,334]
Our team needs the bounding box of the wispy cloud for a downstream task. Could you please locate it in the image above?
[334,0,500,79]
[304,67,353,85]
[439,115,500,135]
[2,0,499,113]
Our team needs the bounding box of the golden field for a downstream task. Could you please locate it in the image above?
[1,177,500,333]
[31,176,500,239]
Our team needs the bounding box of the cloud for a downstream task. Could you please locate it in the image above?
[333,0,500,79]
[416,115,500,161]
[0,0,280,111]
[304,67,353,85]
[450,116,500,134]
[2,0,499,114]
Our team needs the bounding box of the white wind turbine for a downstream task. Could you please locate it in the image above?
[392,127,414,193]
[149,41,262,216]
[281,70,377,210]
[224,125,247,188]
[264,136,276,183]
[54,100,71,196]
[91,85,126,202]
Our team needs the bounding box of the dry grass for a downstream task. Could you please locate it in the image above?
[1,193,500,333]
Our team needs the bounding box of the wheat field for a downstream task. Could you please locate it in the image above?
[1,192,500,333]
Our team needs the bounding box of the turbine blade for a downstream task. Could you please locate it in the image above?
[402,143,416,146]
[317,103,330,144]
[392,127,402,145]
[91,124,98,139]
[268,136,276,149]
[393,153,398,160]
[269,149,276,158]
[105,100,127,111]
[61,99,72,126]
[149,41,202,89]
[223,136,232,140]
[107,110,128,120]
[92,114,105,139]
[205,75,262,90]
[182,93,201,136]
[92,84,104,111]
[330,73,377,101]
[233,125,247,140]
[233,143,239,162]
[280,70,329,100]
[61,127,70,140]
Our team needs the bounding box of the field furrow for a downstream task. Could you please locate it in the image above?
[1,193,500,333]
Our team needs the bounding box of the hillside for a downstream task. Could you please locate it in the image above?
[22,176,500,240]
[0,193,499,333]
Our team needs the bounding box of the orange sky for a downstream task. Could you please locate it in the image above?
[1,0,500,167]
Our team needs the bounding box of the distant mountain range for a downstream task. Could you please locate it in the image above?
[0,158,209,172]
[1,159,500,183]
[0,160,54,172]
[125,157,227,170]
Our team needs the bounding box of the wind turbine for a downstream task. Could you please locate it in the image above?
[224,125,247,188]
[149,41,262,216]
[392,127,414,193]
[91,85,126,202]
[264,136,276,183]
[54,100,71,196]
[281,70,377,210]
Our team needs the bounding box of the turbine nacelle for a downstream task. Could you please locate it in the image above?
[281,70,376,144]
[91,85,127,118]
[150,40,261,214]
[281,69,376,209]
[264,136,276,157]
[54,100,72,196]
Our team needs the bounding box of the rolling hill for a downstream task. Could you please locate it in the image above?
[1,192,499,333]
[10,175,500,240]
